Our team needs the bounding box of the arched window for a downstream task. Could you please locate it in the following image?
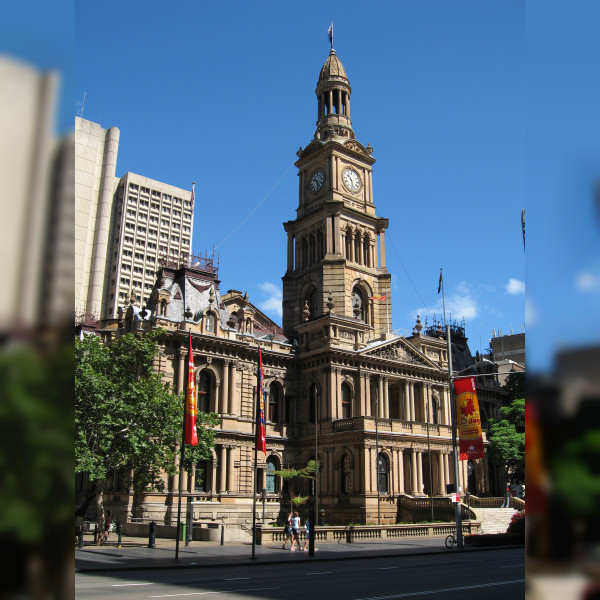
[198,370,210,413]
[363,235,371,267]
[160,299,167,316]
[352,287,365,320]
[341,382,351,419]
[341,454,351,494]
[432,397,439,424]
[266,456,279,494]
[268,382,279,423]
[378,452,389,494]
[309,288,319,319]
[308,383,317,423]
[345,229,352,260]
[205,312,216,333]
[354,232,362,265]
[195,458,210,492]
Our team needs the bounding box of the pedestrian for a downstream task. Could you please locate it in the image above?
[502,486,511,508]
[104,511,112,544]
[302,519,310,551]
[281,512,293,549]
[290,511,301,551]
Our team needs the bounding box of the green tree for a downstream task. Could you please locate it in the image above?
[487,397,525,486]
[502,371,525,405]
[75,330,218,542]
[275,460,318,511]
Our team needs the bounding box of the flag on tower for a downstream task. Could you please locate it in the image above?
[370,294,386,300]
[437,271,443,294]
[184,332,198,445]
[256,347,266,454]
[327,22,333,48]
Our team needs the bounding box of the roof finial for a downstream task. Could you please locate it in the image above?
[327,21,333,50]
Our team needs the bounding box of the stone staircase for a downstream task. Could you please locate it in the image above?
[474,507,518,534]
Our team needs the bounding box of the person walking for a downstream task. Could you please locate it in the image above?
[302,519,310,551]
[103,511,112,544]
[290,511,301,551]
[281,512,293,549]
[502,486,511,508]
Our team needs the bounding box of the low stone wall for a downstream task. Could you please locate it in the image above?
[123,521,252,543]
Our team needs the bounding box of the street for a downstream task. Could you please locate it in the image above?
[76,547,524,599]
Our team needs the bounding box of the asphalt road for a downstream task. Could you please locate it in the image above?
[76,547,525,600]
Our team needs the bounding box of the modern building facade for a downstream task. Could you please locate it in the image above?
[82,47,505,528]
[75,117,194,322]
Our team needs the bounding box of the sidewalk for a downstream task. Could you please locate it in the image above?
[75,534,517,573]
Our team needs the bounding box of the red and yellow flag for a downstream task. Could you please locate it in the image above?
[453,376,483,460]
[184,332,198,445]
[256,347,266,454]
[370,294,386,300]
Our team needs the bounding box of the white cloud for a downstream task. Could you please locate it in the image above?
[411,281,478,322]
[575,271,600,292]
[257,281,282,318]
[505,278,525,295]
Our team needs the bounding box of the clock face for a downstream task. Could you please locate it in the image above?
[310,169,325,192]
[342,167,361,192]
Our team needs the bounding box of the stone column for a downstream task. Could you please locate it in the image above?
[398,449,405,493]
[438,452,445,495]
[214,381,221,415]
[378,228,387,269]
[410,449,418,494]
[403,380,410,421]
[337,89,342,114]
[287,232,294,271]
[365,374,371,417]
[383,377,390,419]
[226,446,234,492]
[228,362,237,415]
[417,451,423,494]
[218,446,226,493]
[328,89,333,115]
[221,360,230,415]
[334,213,341,254]
[177,348,186,394]
[378,377,384,418]
[444,453,451,491]
[390,448,396,494]
[409,381,416,422]
[349,230,354,263]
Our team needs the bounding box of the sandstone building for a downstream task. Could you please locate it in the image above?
[82,47,505,527]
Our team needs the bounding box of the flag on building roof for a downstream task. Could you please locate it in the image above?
[184,332,198,445]
[438,270,443,294]
[256,347,266,454]
[370,294,386,300]
[327,22,333,48]
[190,182,195,211]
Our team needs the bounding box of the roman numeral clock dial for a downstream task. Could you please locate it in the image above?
[342,167,361,192]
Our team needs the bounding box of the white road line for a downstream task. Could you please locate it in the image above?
[224,578,250,581]
[378,567,398,570]
[307,571,334,575]
[149,587,279,598]
[113,583,154,587]
[354,579,525,600]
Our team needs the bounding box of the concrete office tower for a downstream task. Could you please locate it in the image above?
[105,172,193,318]
[0,57,59,332]
[75,117,120,320]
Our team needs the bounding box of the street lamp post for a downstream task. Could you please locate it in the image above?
[375,391,380,525]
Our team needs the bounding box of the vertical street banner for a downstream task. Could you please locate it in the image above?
[184,332,198,445]
[256,347,266,454]
[453,376,483,460]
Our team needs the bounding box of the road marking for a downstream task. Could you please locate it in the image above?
[500,564,524,568]
[149,587,279,598]
[112,583,154,587]
[224,578,250,581]
[378,567,398,570]
[354,579,525,599]
[307,571,334,575]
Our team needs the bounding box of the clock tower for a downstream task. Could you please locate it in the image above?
[282,48,391,346]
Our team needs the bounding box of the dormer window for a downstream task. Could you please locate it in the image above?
[205,313,216,333]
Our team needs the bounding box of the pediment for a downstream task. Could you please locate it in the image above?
[298,141,324,160]
[343,139,371,157]
[361,337,440,369]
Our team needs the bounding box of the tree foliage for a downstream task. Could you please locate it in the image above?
[75,330,218,527]
[502,372,525,405]
[274,460,319,507]
[487,397,525,486]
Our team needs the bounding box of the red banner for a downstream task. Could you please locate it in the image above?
[453,376,483,460]
[184,332,198,445]
[256,347,266,454]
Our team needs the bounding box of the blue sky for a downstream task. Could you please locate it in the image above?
[74,1,527,359]
[7,1,600,372]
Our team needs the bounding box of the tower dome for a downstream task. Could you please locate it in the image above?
[314,49,354,141]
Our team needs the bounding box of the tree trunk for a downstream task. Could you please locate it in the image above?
[95,480,105,545]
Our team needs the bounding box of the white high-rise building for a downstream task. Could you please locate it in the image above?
[75,116,194,322]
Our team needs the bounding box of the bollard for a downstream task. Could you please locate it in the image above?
[220,521,224,546]
[117,523,123,548]
[148,521,156,548]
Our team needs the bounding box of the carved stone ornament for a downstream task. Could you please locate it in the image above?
[367,341,426,365]
[344,140,368,156]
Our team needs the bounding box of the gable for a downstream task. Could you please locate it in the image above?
[361,337,440,369]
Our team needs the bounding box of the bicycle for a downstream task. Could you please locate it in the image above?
[445,533,456,549]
